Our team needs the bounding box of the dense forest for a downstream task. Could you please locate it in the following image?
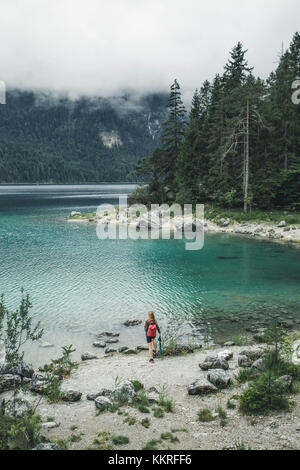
[132,33,300,211]
[0,92,168,183]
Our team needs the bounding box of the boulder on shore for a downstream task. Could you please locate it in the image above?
[199,356,229,371]
[114,380,136,403]
[33,443,61,450]
[30,373,53,394]
[94,396,113,411]
[217,350,233,361]
[0,374,22,393]
[61,389,82,402]
[238,355,252,368]
[278,221,287,228]
[4,396,33,418]
[251,358,266,373]
[0,361,34,379]
[207,369,231,389]
[187,379,218,396]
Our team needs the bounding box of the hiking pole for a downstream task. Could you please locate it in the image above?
[158,336,163,355]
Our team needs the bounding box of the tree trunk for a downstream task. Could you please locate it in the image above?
[244,100,249,213]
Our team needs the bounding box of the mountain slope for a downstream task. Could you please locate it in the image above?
[0,91,168,183]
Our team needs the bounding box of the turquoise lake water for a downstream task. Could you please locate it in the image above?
[0,185,299,365]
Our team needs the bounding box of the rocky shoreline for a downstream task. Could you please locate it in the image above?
[1,328,299,450]
[68,210,300,245]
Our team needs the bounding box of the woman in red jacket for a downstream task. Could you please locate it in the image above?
[144,311,161,363]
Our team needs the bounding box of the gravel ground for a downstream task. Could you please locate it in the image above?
[15,344,300,451]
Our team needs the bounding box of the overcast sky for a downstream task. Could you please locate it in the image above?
[1,0,299,99]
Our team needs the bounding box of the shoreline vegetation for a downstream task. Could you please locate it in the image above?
[67,207,300,245]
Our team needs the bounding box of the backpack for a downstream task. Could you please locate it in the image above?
[147,322,157,338]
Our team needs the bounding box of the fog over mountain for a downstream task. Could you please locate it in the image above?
[1,0,299,100]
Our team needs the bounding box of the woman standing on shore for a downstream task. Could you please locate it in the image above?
[144,311,161,363]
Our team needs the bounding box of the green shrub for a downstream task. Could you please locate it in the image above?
[39,345,78,379]
[153,407,164,418]
[0,414,42,450]
[226,399,236,410]
[160,432,179,443]
[141,418,150,428]
[197,408,215,422]
[239,372,290,415]
[235,368,257,384]
[138,405,150,413]
[0,290,44,365]
[158,387,174,412]
[133,389,149,408]
[130,380,144,393]
[216,406,228,426]
[124,416,137,425]
[112,435,129,445]
[142,439,161,450]
[43,376,62,402]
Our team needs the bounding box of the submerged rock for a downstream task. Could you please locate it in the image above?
[81,352,98,361]
[97,331,120,338]
[105,347,117,354]
[39,342,55,348]
[93,341,106,348]
[106,338,119,344]
[123,319,142,327]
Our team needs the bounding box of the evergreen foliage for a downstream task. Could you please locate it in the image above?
[133,33,300,211]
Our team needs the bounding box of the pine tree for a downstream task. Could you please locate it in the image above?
[160,79,186,195]
[175,83,211,205]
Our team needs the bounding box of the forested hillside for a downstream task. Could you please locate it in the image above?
[0,92,168,182]
[133,33,300,211]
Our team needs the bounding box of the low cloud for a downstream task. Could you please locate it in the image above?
[1,0,299,99]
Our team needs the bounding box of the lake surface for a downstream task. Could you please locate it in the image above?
[0,184,299,365]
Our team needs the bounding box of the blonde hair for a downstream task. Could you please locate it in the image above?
[147,311,157,324]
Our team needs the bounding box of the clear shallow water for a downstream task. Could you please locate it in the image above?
[0,185,300,365]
